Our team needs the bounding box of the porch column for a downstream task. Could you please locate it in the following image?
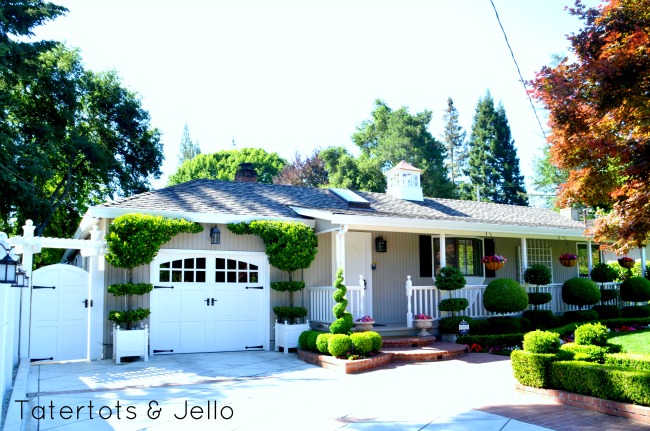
[587,238,593,275]
[19,220,37,359]
[641,246,647,279]
[335,225,348,284]
[439,233,446,271]
[85,224,105,360]
[521,237,528,282]
[406,275,413,328]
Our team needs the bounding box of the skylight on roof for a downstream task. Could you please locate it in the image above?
[329,188,371,209]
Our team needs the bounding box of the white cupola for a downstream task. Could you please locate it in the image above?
[385,161,424,201]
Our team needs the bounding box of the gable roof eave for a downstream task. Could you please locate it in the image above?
[290,206,587,240]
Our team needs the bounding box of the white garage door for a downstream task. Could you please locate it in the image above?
[150,251,269,354]
[30,264,90,362]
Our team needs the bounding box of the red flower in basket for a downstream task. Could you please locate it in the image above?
[559,253,578,260]
[481,255,507,263]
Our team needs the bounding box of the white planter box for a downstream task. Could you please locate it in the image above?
[112,324,149,364]
[274,320,310,354]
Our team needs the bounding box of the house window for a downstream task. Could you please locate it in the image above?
[577,243,601,277]
[419,236,482,277]
[159,257,207,283]
[215,258,259,283]
[517,239,553,282]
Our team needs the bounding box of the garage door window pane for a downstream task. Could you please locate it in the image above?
[160,271,170,282]
[215,272,225,283]
[172,260,182,269]
[184,272,194,282]
[172,271,182,282]
[196,258,206,269]
[250,272,258,282]
[184,258,194,269]
[216,258,225,270]
[196,271,206,283]
[160,262,170,268]
[227,259,236,270]
[238,261,248,270]
[227,272,236,282]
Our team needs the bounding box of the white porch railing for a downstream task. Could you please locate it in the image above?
[308,276,366,323]
[405,275,623,328]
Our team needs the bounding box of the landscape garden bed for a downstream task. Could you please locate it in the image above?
[297,349,392,374]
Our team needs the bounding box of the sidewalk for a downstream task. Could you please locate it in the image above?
[10,351,650,430]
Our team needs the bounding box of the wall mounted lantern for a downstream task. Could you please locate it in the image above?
[13,264,27,287]
[375,236,387,253]
[0,244,18,284]
[210,226,221,245]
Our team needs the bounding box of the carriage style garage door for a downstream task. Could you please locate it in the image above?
[30,264,90,362]
[150,251,269,354]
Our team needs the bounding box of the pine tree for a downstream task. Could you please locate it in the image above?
[441,97,466,187]
[178,123,201,165]
[461,91,528,206]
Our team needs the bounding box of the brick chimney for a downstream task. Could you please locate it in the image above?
[235,162,257,183]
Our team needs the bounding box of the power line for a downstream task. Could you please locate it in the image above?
[488,0,547,140]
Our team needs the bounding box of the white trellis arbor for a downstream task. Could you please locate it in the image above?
[4,219,107,361]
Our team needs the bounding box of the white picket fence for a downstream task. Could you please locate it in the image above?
[0,283,21,422]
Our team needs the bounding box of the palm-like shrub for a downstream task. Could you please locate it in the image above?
[483,279,528,314]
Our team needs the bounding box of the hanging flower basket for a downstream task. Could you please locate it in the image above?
[618,257,635,269]
[559,253,578,267]
[482,255,506,271]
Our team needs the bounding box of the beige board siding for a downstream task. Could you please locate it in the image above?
[315,219,336,234]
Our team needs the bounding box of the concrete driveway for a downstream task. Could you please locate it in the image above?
[9,351,650,431]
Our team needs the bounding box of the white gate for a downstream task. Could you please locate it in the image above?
[30,264,91,362]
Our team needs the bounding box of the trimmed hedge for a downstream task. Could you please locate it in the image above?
[328,334,352,357]
[299,330,318,350]
[316,333,332,354]
[439,316,472,334]
[599,289,618,303]
[438,298,469,313]
[487,316,525,334]
[550,361,650,406]
[620,277,650,302]
[366,331,383,352]
[592,304,621,320]
[562,277,601,307]
[456,334,524,349]
[574,322,609,346]
[563,310,599,324]
[307,331,320,351]
[523,310,559,330]
[621,305,650,318]
[484,279,529,313]
[523,330,560,354]
[605,353,650,371]
[560,343,609,363]
[511,350,560,388]
[350,332,372,356]
[528,292,552,307]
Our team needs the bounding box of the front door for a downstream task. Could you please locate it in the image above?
[345,232,372,319]
[30,264,90,362]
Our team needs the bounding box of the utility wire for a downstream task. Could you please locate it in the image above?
[488,0,547,140]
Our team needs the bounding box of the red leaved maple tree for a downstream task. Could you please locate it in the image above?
[531,0,650,254]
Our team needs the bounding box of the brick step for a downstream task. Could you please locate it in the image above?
[382,342,466,363]
[381,335,436,348]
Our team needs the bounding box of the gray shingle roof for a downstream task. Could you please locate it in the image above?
[96,179,584,230]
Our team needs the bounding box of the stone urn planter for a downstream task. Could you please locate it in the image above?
[413,319,433,336]
[354,321,374,332]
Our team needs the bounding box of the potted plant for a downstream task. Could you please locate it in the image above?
[228,220,318,353]
[105,214,202,363]
[481,255,506,271]
[413,313,433,336]
[559,253,578,267]
[618,256,635,269]
[354,315,374,332]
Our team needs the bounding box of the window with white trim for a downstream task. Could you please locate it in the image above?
[215,258,259,283]
[159,257,207,283]
[517,239,553,282]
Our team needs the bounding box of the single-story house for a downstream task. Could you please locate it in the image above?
[26,162,649,360]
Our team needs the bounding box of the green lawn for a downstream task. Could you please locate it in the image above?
[607,329,650,354]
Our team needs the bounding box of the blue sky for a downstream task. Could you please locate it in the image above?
[32,0,596,203]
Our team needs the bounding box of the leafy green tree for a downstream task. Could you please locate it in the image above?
[461,91,528,206]
[350,100,455,198]
[3,44,163,238]
[532,146,569,208]
[320,146,385,192]
[168,148,286,185]
[273,149,329,187]
[441,97,467,188]
[178,123,201,165]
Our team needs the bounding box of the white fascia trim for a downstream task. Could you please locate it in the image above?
[289,207,586,240]
[88,206,315,228]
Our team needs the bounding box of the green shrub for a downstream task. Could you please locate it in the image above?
[591,262,618,284]
[562,310,599,324]
[550,361,650,406]
[350,332,372,356]
[438,298,469,313]
[456,334,524,350]
[574,322,609,346]
[330,268,353,334]
[524,264,552,287]
[592,305,621,320]
[366,331,383,352]
[273,306,308,323]
[468,318,491,335]
[328,334,352,357]
[599,317,650,330]
[487,316,523,334]
[316,333,332,354]
[108,283,154,296]
[483,279,528,314]
[270,281,306,292]
[527,292,552,307]
[511,350,559,388]
[523,310,559,330]
[621,305,650,318]
[599,289,618,303]
[299,330,317,350]
[562,277,600,308]
[435,266,466,291]
[620,277,650,302]
[605,353,650,371]
[523,330,561,353]
[560,343,609,363]
[307,331,321,351]
[108,308,150,325]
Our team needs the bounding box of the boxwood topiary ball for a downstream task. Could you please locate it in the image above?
[328,334,352,357]
[350,333,372,356]
[562,277,600,307]
[366,331,383,352]
[523,330,561,353]
[528,292,552,306]
[620,276,650,302]
[316,333,333,354]
[483,279,528,313]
